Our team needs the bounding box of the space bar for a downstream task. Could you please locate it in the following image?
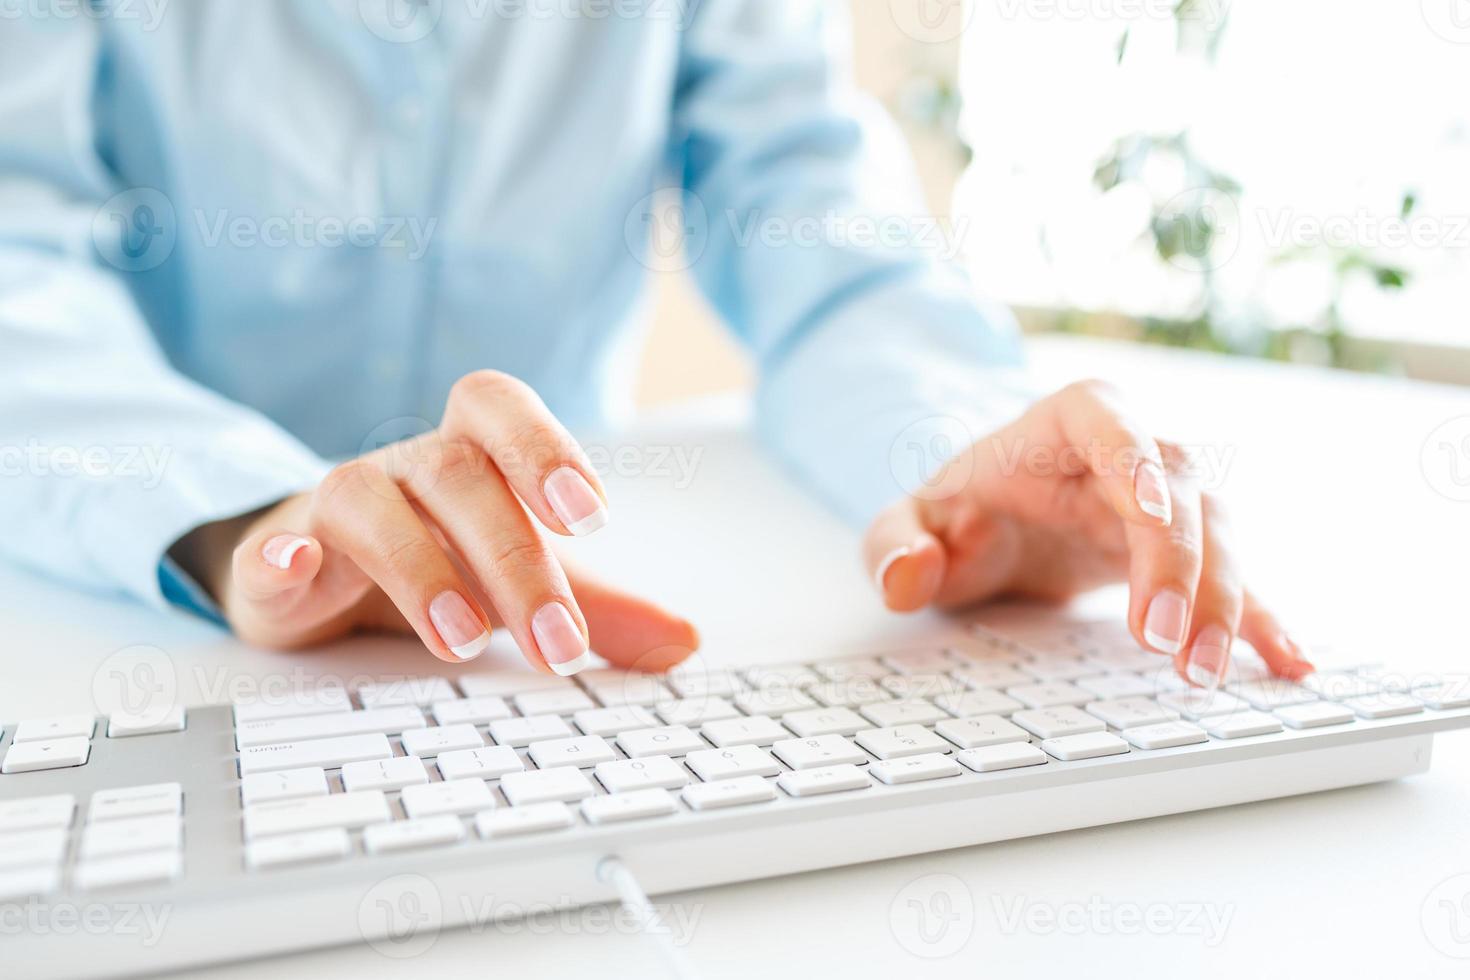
[238,734,392,775]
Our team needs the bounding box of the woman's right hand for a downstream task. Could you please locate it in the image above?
[172,370,699,675]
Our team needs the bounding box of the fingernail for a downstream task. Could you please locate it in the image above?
[544,467,608,536]
[429,591,491,661]
[1186,625,1230,692]
[874,545,912,593]
[1134,461,1171,524]
[1277,632,1316,677]
[1143,589,1188,654]
[532,601,590,676]
[262,535,312,570]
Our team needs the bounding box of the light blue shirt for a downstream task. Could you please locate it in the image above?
[0,0,1023,616]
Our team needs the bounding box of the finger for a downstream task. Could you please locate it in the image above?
[863,498,947,612]
[1126,471,1204,656]
[564,563,700,672]
[232,530,323,607]
[1238,591,1316,680]
[1173,494,1243,691]
[438,370,609,537]
[1052,380,1172,527]
[312,460,494,664]
[401,441,592,676]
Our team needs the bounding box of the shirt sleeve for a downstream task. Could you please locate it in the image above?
[0,21,330,612]
[670,0,1034,526]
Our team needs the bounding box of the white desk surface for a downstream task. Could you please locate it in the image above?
[3,336,1468,978]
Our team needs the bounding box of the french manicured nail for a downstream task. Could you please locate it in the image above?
[1278,632,1316,677]
[1143,589,1188,654]
[1186,625,1230,692]
[874,545,913,593]
[544,467,608,536]
[533,601,589,676]
[429,591,491,661]
[1134,461,1171,524]
[262,535,311,570]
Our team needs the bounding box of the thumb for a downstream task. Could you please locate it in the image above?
[565,565,700,672]
[863,498,947,612]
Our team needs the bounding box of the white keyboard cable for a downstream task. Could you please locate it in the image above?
[596,856,702,980]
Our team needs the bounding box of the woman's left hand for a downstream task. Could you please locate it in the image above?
[863,380,1314,689]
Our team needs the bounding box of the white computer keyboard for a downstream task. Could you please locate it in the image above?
[4,618,1469,979]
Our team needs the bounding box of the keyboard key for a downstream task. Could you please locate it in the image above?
[460,673,571,698]
[1084,698,1179,729]
[245,829,350,870]
[594,756,690,793]
[0,794,76,833]
[701,714,787,747]
[13,714,95,743]
[573,705,658,738]
[514,688,597,717]
[238,733,392,775]
[1202,711,1283,739]
[234,706,425,749]
[812,657,889,682]
[870,753,962,785]
[1020,656,1098,682]
[854,725,950,760]
[488,714,574,748]
[0,829,68,870]
[436,746,524,782]
[685,745,782,781]
[476,802,574,838]
[782,707,869,738]
[1008,682,1092,709]
[341,756,430,793]
[954,664,1033,691]
[683,776,777,811]
[400,779,495,819]
[1344,694,1423,719]
[667,667,747,699]
[357,677,458,709]
[807,679,891,708]
[108,706,187,738]
[528,735,618,770]
[400,723,485,758]
[1415,682,1470,710]
[1120,721,1208,750]
[500,766,595,806]
[1013,707,1106,740]
[656,697,740,727]
[3,736,91,774]
[89,783,182,822]
[232,687,351,724]
[778,764,871,797]
[934,715,1029,750]
[617,725,706,758]
[771,734,866,770]
[1156,690,1248,720]
[431,696,513,727]
[1300,672,1379,701]
[1075,673,1158,701]
[1041,732,1130,761]
[1080,650,1161,673]
[0,866,61,901]
[583,674,673,707]
[880,650,954,675]
[241,767,329,807]
[80,815,182,859]
[735,687,817,717]
[243,791,390,839]
[858,700,948,727]
[957,743,1047,772]
[880,674,967,701]
[934,690,1024,718]
[73,850,182,891]
[581,788,677,824]
[1276,702,1355,730]
[745,665,821,688]
[1232,680,1317,710]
